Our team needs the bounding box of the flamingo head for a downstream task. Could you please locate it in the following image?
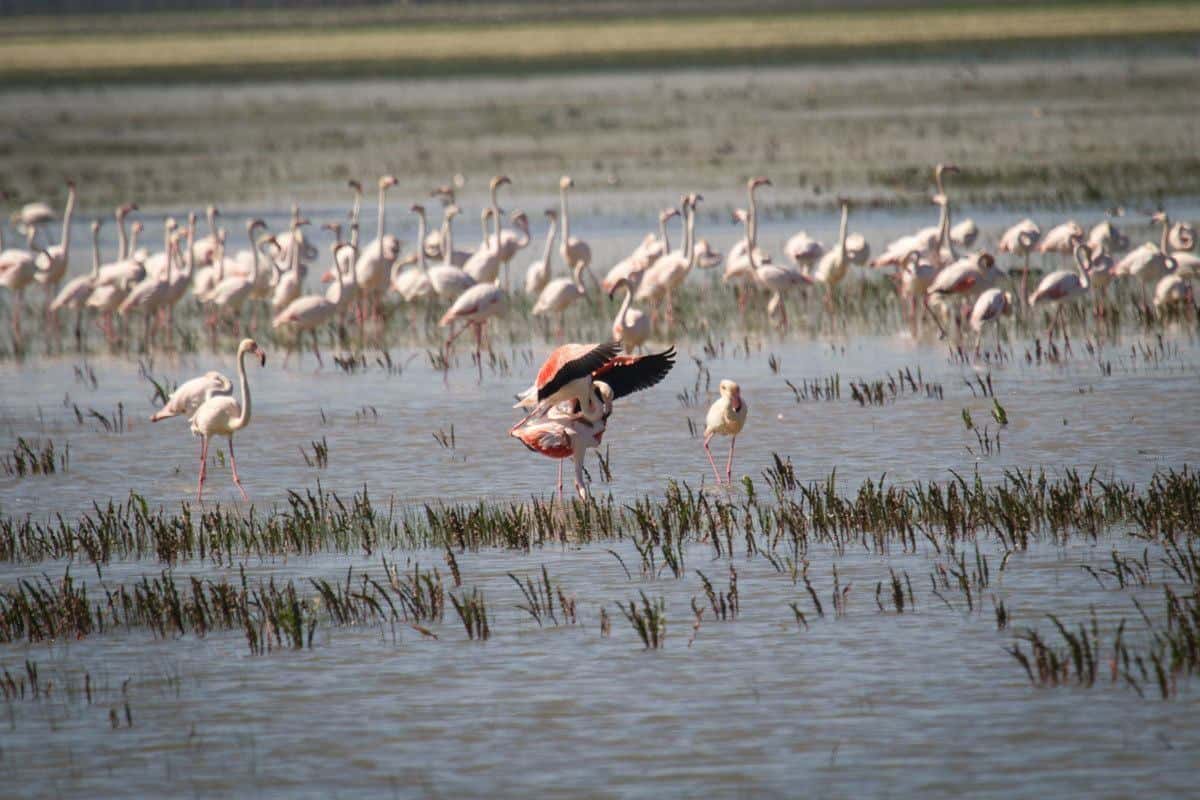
[491,175,512,190]
[91,219,102,234]
[511,210,529,229]
[559,175,574,190]
[380,175,399,190]
[720,379,743,412]
[130,220,144,235]
[1002,291,1016,316]
[749,176,771,191]
[732,208,749,225]
[661,207,680,223]
[544,209,557,222]
[348,179,363,195]
[238,338,267,367]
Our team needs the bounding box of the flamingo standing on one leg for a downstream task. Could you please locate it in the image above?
[189,338,267,502]
[703,380,748,485]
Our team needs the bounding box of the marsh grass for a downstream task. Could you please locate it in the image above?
[621,591,666,649]
[1,437,68,477]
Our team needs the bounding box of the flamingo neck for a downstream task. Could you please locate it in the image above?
[541,221,556,265]
[439,216,453,270]
[560,186,571,247]
[748,185,759,248]
[350,193,362,249]
[117,213,129,261]
[837,204,849,257]
[231,348,252,432]
[683,203,696,269]
[90,232,100,279]
[618,281,634,325]
[572,262,585,293]
[416,212,428,271]
[376,185,387,249]
[659,216,671,253]
[60,187,75,258]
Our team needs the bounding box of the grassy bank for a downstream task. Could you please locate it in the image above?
[2,2,1198,86]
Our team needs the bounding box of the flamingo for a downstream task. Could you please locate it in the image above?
[32,180,77,317]
[497,211,531,272]
[1153,273,1192,315]
[926,251,1002,337]
[610,274,651,352]
[532,249,588,338]
[162,213,200,335]
[999,217,1041,305]
[190,338,266,502]
[120,218,178,350]
[0,225,43,341]
[270,216,309,315]
[151,371,233,422]
[512,347,676,499]
[811,198,869,312]
[354,175,400,318]
[95,204,144,288]
[968,288,1014,357]
[50,218,103,345]
[511,383,612,500]
[637,193,701,326]
[430,200,472,267]
[273,234,343,367]
[510,340,623,430]
[202,218,268,334]
[733,207,811,331]
[422,184,456,259]
[703,380,747,485]
[950,218,979,249]
[10,198,57,245]
[1038,221,1084,256]
[558,176,592,279]
[727,176,772,269]
[1087,220,1130,255]
[602,207,678,293]
[463,208,504,285]
[190,205,221,269]
[1029,242,1094,350]
[524,210,558,296]
[784,231,825,270]
[439,278,506,366]
[414,204,474,301]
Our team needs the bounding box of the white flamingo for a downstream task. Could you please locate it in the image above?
[190,338,266,501]
[50,218,103,344]
[524,210,558,296]
[32,180,77,315]
[999,217,1041,304]
[609,274,650,352]
[415,204,474,301]
[95,204,144,288]
[637,194,701,325]
[602,207,677,293]
[151,371,233,422]
[463,208,504,285]
[354,175,400,317]
[533,256,589,338]
[273,236,342,367]
[0,224,43,340]
[733,207,811,331]
[558,176,592,278]
[439,279,506,365]
[968,288,1014,357]
[203,219,268,333]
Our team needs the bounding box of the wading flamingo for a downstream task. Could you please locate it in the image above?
[1029,242,1094,351]
[558,176,592,279]
[968,288,1014,357]
[439,277,506,366]
[999,217,1041,305]
[609,274,651,352]
[416,204,475,301]
[0,225,43,340]
[524,210,558,296]
[532,251,588,338]
[190,338,266,501]
[703,379,747,485]
[602,207,678,294]
[733,207,811,331]
[354,175,400,318]
[33,180,77,317]
[51,218,103,344]
[273,235,343,367]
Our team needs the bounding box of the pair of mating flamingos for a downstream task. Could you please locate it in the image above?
[509,340,747,497]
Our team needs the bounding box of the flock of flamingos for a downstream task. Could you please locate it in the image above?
[1,164,1197,499]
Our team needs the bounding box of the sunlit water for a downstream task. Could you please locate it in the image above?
[1,205,1199,797]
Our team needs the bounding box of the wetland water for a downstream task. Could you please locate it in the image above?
[3,56,1200,797]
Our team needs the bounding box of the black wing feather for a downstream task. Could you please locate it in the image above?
[594,347,676,400]
[537,341,622,401]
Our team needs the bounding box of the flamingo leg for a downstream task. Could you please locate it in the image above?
[703,433,723,485]
[228,436,248,501]
[725,435,737,485]
[473,323,484,382]
[923,296,948,339]
[572,449,588,500]
[311,329,323,367]
[197,435,209,502]
[1020,252,1031,310]
[557,459,564,500]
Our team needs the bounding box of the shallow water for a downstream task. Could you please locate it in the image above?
[2,200,1199,797]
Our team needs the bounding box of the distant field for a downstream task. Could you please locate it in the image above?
[1,2,1199,85]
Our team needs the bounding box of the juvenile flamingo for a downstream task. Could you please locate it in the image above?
[190,338,267,501]
[703,380,747,485]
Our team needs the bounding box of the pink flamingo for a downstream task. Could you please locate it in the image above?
[190,338,267,502]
